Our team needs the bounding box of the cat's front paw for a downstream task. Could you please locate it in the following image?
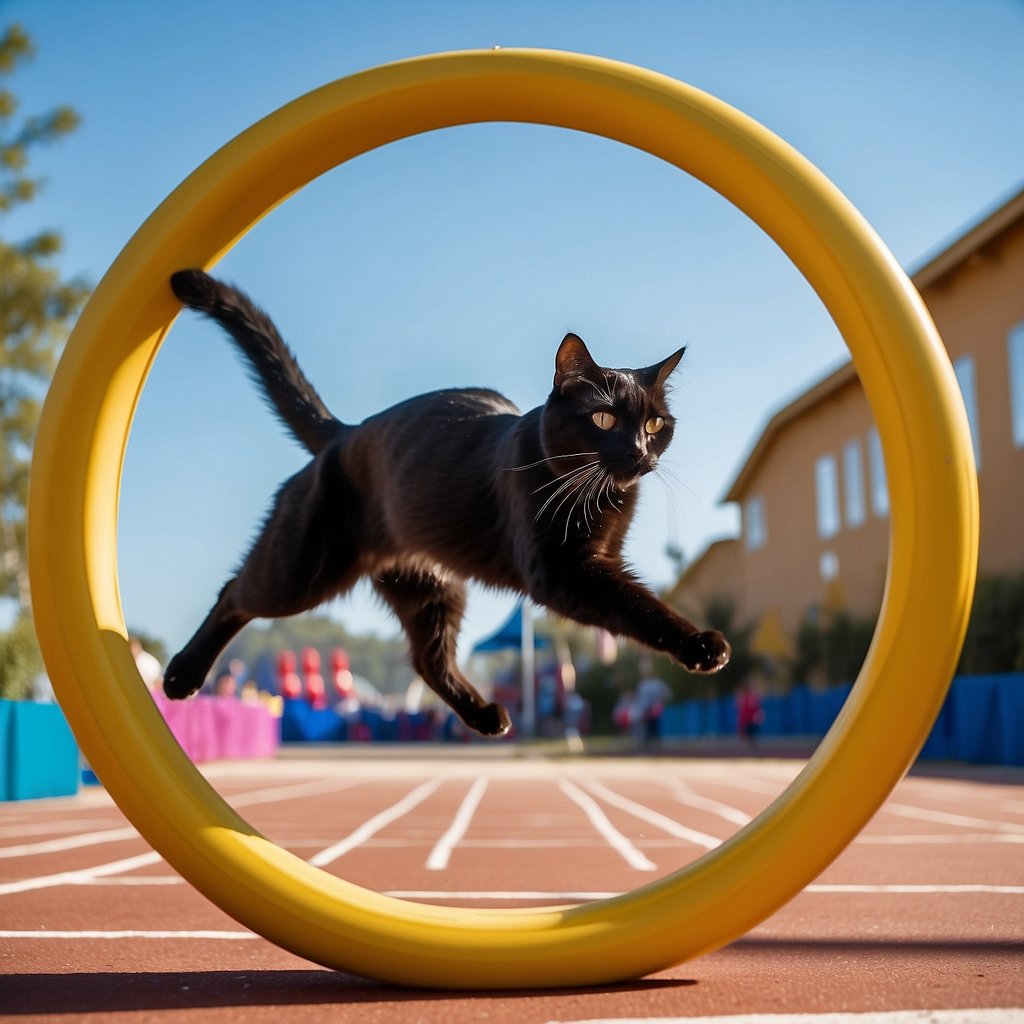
[467,702,512,738]
[678,630,731,674]
[162,654,203,700]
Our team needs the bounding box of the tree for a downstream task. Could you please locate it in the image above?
[0,25,89,698]
[958,573,1024,675]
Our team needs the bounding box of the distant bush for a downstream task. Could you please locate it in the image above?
[958,573,1024,675]
[0,613,43,700]
[791,609,876,688]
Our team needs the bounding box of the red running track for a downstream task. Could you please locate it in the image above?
[1,750,1022,1024]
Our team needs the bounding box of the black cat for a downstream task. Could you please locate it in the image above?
[163,270,730,736]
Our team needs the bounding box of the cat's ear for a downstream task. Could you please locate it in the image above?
[554,333,600,390]
[639,346,686,389]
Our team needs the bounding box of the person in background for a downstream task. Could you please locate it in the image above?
[736,681,765,748]
[131,637,164,694]
[213,668,238,699]
[634,656,671,747]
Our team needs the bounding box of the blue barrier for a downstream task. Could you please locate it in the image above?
[1,699,79,800]
[0,699,11,798]
[281,700,346,743]
[661,674,1023,766]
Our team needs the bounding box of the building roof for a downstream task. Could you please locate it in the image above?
[721,184,1024,505]
[722,359,857,502]
[910,184,1024,289]
[665,536,738,601]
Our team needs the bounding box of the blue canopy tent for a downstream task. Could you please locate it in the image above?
[471,602,550,737]
[471,602,552,653]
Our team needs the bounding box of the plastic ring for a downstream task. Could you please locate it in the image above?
[29,49,977,988]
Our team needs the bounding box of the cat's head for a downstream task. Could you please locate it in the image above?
[541,333,684,489]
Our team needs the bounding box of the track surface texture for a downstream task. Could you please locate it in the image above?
[2,750,1021,1024]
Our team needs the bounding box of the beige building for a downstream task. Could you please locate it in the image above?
[669,186,1024,666]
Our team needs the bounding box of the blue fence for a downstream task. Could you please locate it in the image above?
[661,673,1024,765]
[1,699,79,800]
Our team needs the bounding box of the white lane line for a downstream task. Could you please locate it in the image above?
[426,777,488,871]
[76,875,183,886]
[0,851,163,895]
[882,801,1024,834]
[0,826,139,860]
[668,782,754,828]
[585,781,723,850]
[856,833,1024,845]
[808,883,1024,894]
[0,819,125,840]
[543,1009,1024,1024]
[0,779,362,867]
[558,780,656,871]
[39,879,1024,896]
[0,929,257,940]
[386,884,1024,900]
[694,775,788,796]
[386,890,622,901]
[227,777,362,808]
[308,779,442,867]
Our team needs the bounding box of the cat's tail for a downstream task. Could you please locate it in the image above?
[170,269,345,454]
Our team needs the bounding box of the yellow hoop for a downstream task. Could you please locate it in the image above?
[28,49,977,988]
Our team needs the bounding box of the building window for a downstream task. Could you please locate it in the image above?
[744,495,766,551]
[843,439,866,528]
[867,427,889,518]
[1010,321,1024,449]
[815,454,840,539]
[953,354,981,470]
[819,550,839,582]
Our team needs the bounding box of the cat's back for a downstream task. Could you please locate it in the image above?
[375,386,520,425]
[339,386,522,486]
[359,387,520,451]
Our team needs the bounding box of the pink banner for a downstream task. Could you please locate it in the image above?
[154,694,280,763]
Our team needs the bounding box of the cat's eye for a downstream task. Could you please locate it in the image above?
[591,411,617,431]
[645,416,666,435]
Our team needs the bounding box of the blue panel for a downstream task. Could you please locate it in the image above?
[0,700,12,799]
[995,676,1024,766]
[950,676,1000,763]
[7,702,79,800]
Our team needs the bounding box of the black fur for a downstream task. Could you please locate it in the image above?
[163,270,730,736]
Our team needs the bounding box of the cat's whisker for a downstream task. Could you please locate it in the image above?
[572,468,608,541]
[561,472,595,545]
[530,459,601,495]
[577,473,600,537]
[506,452,599,473]
[583,378,615,407]
[534,463,601,522]
[588,474,604,525]
[553,466,603,541]
[653,467,691,525]
[657,463,699,502]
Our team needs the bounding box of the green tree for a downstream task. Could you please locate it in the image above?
[958,573,1024,675]
[790,608,876,688]
[0,25,89,698]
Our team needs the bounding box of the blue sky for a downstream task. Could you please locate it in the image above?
[9,0,1024,659]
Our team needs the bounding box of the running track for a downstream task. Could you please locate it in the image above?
[1,751,1021,1024]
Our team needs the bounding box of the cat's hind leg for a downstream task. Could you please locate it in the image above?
[164,449,363,698]
[374,567,511,737]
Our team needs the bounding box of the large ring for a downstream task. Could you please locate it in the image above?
[28,49,978,988]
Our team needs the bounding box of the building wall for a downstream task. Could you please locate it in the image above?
[667,538,744,624]
[671,193,1024,665]
[736,375,890,637]
[918,220,1024,576]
